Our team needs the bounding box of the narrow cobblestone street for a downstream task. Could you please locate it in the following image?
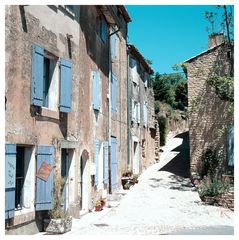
[38,132,233,235]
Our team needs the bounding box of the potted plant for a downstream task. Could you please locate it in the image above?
[197,176,230,206]
[132,174,139,184]
[123,182,131,190]
[95,200,103,211]
[44,176,72,234]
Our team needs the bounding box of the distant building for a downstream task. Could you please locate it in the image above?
[127,44,158,174]
[183,33,234,176]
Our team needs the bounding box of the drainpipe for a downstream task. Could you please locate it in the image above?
[127,49,131,169]
[108,26,120,194]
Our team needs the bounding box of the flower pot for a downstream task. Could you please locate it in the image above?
[121,177,130,186]
[95,205,102,211]
[44,216,72,234]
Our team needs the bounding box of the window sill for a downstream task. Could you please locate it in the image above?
[41,107,60,120]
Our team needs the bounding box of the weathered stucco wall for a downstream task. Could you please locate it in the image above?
[5,5,81,145]
[5,5,82,230]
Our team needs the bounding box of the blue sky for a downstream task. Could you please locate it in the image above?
[125,5,233,74]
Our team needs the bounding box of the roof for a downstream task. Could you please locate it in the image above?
[117,5,132,23]
[99,6,131,25]
[183,42,225,63]
[127,44,154,74]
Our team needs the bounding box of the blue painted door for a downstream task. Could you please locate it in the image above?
[110,137,117,190]
[35,145,54,211]
[5,144,17,219]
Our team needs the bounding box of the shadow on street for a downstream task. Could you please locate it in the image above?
[159,131,190,178]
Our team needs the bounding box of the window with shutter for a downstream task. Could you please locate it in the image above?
[92,71,100,111]
[60,59,72,112]
[32,44,62,111]
[111,73,117,112]
[35,145,54,211]
[5,144,16,219]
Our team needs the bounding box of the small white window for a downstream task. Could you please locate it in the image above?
[43,53,59,111]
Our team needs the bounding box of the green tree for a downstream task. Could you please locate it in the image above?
[153,72,186,108]
[174,81,188,110]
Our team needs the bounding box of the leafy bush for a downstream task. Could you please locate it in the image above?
[154,100,160,114]
[200,148,219,178]
[197,176,230,198]
[49,175,69,219]
[207,75,234,102]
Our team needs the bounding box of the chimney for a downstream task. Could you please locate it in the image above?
[208,33,225,48]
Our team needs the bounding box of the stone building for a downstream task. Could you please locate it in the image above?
[182,33,234,176]
[5,5,131,234]
[127,44,157,174]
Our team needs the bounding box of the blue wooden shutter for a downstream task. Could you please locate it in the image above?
[5,144,17,219]
[36,145,54,211]
[137,102,140,124]
[103,142,109,184]
[94,140,100,186]
[31,44,44,106]
[92,71,100,111]
[227,126,234,167]
[60,59,72,112]
[110,137,117,190]
[111,73,117,112]
[131,99,135,122]
[111,33,117,59]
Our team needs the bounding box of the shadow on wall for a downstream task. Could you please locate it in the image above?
[159,131,190,178]
[79,6,109,77]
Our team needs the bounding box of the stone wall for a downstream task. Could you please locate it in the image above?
[185,44,233,175]
[167,117,189,141]
[154,121,160,162]
[216,187,234,211]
